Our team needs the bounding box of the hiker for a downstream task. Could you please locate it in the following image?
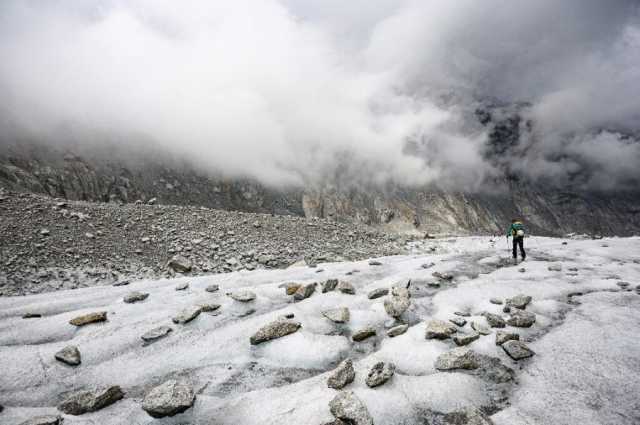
[507,219,526,263]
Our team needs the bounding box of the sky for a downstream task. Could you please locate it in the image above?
[0,0,639,190]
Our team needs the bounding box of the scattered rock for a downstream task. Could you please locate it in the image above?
[205,284,220,293]
[142,380,195,418]
[55,345,81,366]
[432,271,453,281]
[425,319,457,339]
[58,386,124,415]
[293,283,317,301]
[442,407,494,425]
[617,281,630,288]
[327,359,355,389]
[387,324,409,337]
[123,291,149,303]
[329,391,373,425]
[483,312,506,328]
[495,331,520,346]
[365,362,395,387]
[453,332,480,346]
[141,326,173,342]
[450,317,467,327]
[285,283,302,295]
[518,268,526,273]
[250,319,301,345]
[454,311,471,317]
[502,340,535,360]
[322,279,339,293]
[490,298,503,305]
[113,280,130,287]
[22,312,42,319]
[323,307,350,323]
[172,306,203,324]
[435,348,480,370]
[69,311,107,326]
[548,264,562,272]
[175,282,189,291]
[352,327,376,342]
[368,260,383,266]
[502,306,511,313]
[18,415,63,425]
[507,310,536,328]
[337,281,356,295]
[40,228,50,236]
[367,288,389,299]
[199,303,221,312]
[384,285,411,318]
[167,255,192,273]
[227,291,256,302]
[506,294,532,310]
[471,321,491,335]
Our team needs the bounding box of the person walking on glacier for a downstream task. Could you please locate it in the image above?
[507,218,526,263]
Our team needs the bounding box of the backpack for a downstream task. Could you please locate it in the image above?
[512,222,525,237]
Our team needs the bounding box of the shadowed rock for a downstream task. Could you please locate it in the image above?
[293,283,316,300]
[58,386,124,415]
[167,255,192,273]
[327,359,355,389]
[352,327,376,342]
[453,332,480,346]
[337,281,356,294]
[425,319,457,339]
[367,287,389,299]
[502,340,535,360]
[365,362,395,387]
[55,345,81,366]
[322,279,339,293]
[123,291,149,303]
[205,284,220,293]
[495,331,520,346]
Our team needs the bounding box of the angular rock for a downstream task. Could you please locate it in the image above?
[58,386,124,415]
[387,324,409,337]
[175,282,189,291]
[293,283,316,301]
[142,380,195,418]
[227,291,256,302]
[507,310,536,328]
[327,359,355,389]
[450,317,467,327]
[285,283,302,295]
[435,348,480,371]
[167,255,192,273]
[367,288,389,299]
[322,279,339,293]
[365,362,395,387]
[55,345,81,366]
[69,311,107,327]
[495,331,520,346]
[352,327,376,342]
[329,391,373,425]
[172,306,202,324]
[18,416,63,425]
[506,294,532,310]
[337,281,356,295]
[425,319,457,339]
[123,291,149,303]
[483,312,506,328]
[453,332,480,347]
[250,319,301,345]
[141,326,173,342]
[323,307,350,323]
[502,340,535,360]
[205,284,220,293]
[471,321,491,335]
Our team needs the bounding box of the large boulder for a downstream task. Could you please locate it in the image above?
[507,310,536,328]
[55,345,81,366]
[327,359,356,389]
[58,386,124,415]
[384,286,411,318]
[323,307,350,324]
[69,311,107,326]
[329,391,374,425]
[167,255,192,273]
[142,380,195,418]
[425,319,457,339]
[365,362,395,388]
[250,319,301,345]
[435,348,480,371]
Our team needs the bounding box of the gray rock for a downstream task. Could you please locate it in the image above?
[141,326,173,342]
[384,286,411,318]
[167,255,192,273]
[113,280,130,287]
[58,386,124,415]
[367,287,389,299]
[453,332,480,346]
[205,284,220,292]
[323,307,350,323]
[483,312,506,328]
[142,380,195,418]
[22,312,42,319]
[123,291,149,303]
[175,282,189,291]
[502,340,535,360]
[450,317,467,327]
[454,311,471,317]
[387,324,409,337]
[329,391,373,425]
[337,281,356,295]
[69,311,107,326]
[490,298,503,305]
[227,290,256,302]
[55,345,81,366]
[199,303,221,312]
[506,294,532,310]
[250,319,301,345]
[172,306,202,324]
[368,260,383,266]
[18,415,63,425]
[548,264,562,272]
[507,310,536,328]
[322,279,339,293]
[327,359,355,389]
[365,361,395,387]
[432,271,453,281]
[471,321,492,335]
[435,348,480,370]
[495,331,520,346]
[352,327,376,342]
[616,281,630,288]
[293,283,316,300]
[442,407,494,425]
[425,319,457,339]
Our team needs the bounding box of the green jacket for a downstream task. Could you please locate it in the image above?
[507,221,525,237]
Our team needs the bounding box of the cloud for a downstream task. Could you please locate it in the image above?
[0,0,639,190]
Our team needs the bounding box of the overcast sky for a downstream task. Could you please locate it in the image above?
[1,0,639,190]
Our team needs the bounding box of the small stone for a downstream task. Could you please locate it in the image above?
[435,348,480,370]
[495,331,520,346]
[367,288,389,299]
[167,255,192,273]
[507,310,536,327]
[329,391,373,425]
[518,268,526,273]
[172,306,202,324]
[368,260,383,266]
[141,326,173,342]
[387,324,409,337]
[432,271,453,281]
[365,362,395,387]
[142,380,195,418]
[18,415,63,425]
[443,408,493,425]
[483,312,506,328]
[199,303,221,312]
[323,307,350,323]
[453,332,480,346]
[40,228,50,236]
[55,345,81,366]
[113,280,130,287]
[175,282,189,291]
[293,283,316,300]
[123,291,149,303]
[548,264,562,272]
[450,317,467,327]
[471,321,491,335]
[205,284,219,292]
[617,281,630,288]
[322,279,339,293]
[454,311,471,317]
[337,281,356,295]
[22,312,42,319]
[69,311,107,326]
[490,298,503,305]
[425,319,457,339]
[227,291,256,302]
[352,327,376,342]
[250,319,301,345]
[506,294,532,309]
[285,283,302,295]
[58,386,124,415]
[327,358,355,389]
[502,340,535,360]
